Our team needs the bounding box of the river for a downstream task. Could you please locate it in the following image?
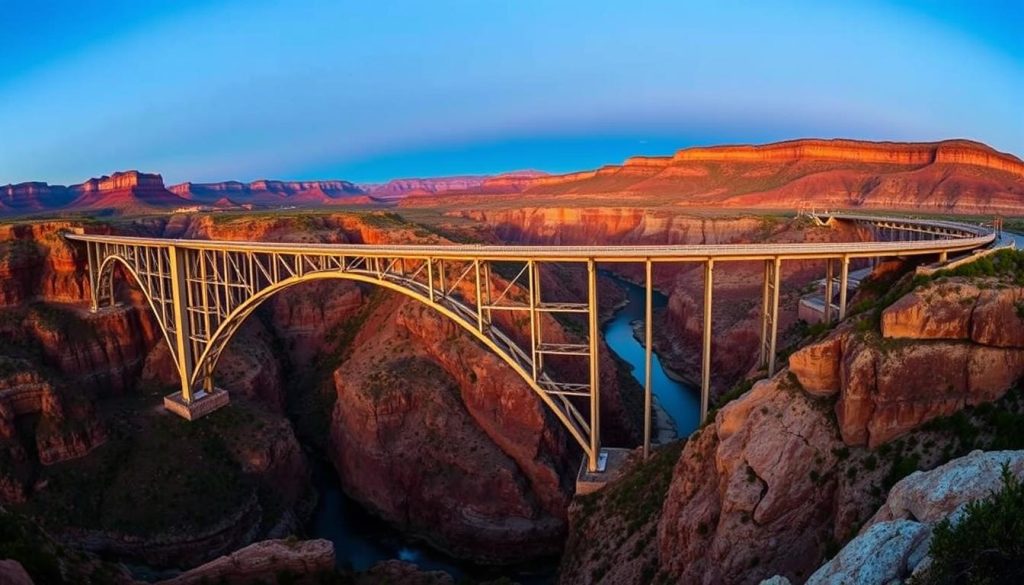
[307,274,700,581]
[601,272,702,437]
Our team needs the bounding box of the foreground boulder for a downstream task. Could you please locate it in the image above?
[157,538,334,585]
[804,450,1024,584]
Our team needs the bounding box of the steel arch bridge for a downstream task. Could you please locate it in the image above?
[66,213,994,472]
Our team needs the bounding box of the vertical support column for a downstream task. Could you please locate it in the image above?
[768,257,782,376]
[838,255,850,320]
[198,250,214,393]
[87,242,99,312]
[824,259,834,324]
[527,260,539,382]
[426,258,435,302]
[483,262,493,325]
[168,245,195,403]
[533,261,544,373]
[643,259,653,460]
[438,259,446,299]
[701,259,714,423]
[474,259,484,331]
[759,259,772,369]
[586,259,601,473]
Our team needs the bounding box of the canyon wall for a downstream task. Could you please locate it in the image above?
[560,262,1024,584]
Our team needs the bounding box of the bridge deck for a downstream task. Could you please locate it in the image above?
[65,214,993,262]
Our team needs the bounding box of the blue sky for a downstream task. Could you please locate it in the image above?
[0,0,1020,185]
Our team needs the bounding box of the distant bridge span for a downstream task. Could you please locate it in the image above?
[66,214,994,472]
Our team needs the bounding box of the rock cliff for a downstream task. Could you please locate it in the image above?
[406,139,1024,214]
[560,257,1024,584]
[329,295,572,562]
[169,179,366,205]
[790,275,1024,447]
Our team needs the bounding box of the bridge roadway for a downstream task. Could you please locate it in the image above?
[65,213,995,474]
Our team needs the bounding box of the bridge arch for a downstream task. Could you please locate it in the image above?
[67,214,996,472]
[94,253,180,371]
[188,270,592,455]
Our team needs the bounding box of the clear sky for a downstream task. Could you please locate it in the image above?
[1,0,1020,185]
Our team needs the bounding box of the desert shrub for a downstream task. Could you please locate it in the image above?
[922,466,1024,584]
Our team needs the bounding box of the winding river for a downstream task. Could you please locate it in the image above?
[308,275,701,580]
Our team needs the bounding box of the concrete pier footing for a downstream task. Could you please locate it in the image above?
[163,388,230,420]
[575,447,632,495]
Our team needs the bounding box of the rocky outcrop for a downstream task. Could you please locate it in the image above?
[0,222,91,305]
[357,560,455,584]
[454,207,768,246]
[0,357,106,475]
[407,139,1024,215]
[790,277,1024,447]
[20,304,162,396]
[169,179,366,205]
[656,374,846,584]
[867,449,1024,527]
[805,450,1024,584]
[329,295,571,562]
[156,538,334,585]
[364,176,489,198]
[666,139,1024,174]
[804,520,930,585]
[0,560,33,585]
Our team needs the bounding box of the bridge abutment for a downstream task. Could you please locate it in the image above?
[163,388,230,421]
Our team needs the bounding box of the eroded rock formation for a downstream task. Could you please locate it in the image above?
[790,276,1024,447]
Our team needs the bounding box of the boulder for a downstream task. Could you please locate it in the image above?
[805,520,930,585]
[156,538,334,584]
[867,450,1024,527]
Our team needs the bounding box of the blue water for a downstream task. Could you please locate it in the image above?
[601,273,701,437]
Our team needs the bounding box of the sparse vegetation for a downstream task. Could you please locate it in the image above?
[918,466,1024,585]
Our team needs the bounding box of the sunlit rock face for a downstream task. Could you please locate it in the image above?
[790,276,1024,447]
[169,179,367,206]
[656,374,846,584]
[0,222,91,305]
[328,295,572,562]
[401,139,1024,215]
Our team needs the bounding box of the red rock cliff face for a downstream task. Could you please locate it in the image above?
[409,139,1024,214]
[790,276,1024,447]
[329,295,572,562]
[0,222,92,305]
[562,267,1024,585]
[169,179,364,204]
[0,357,107,503]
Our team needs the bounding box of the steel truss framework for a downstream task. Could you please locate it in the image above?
[67,213,993,472]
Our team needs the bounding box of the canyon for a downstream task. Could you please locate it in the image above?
[0,138,1022,584]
